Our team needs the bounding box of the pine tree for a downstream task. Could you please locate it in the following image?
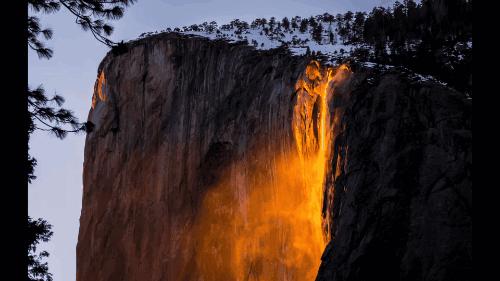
[269,17,276,30]
[299,19,308,33]
[27,1,137,279]
[312,24,323,44]
[291,16,299,29]
[308,16,317,28]
[353,12,366,43]
[343,11,354,42]
[28,217,54,281]
[323,13,335,24]
[281,17,290,31]
[261,18,268,28]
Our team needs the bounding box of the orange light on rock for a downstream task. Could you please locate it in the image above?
[179,61,350,281]
[92,71,107,109]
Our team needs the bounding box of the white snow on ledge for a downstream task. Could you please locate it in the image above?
[137,17,360,61]
[132,16,469,91]
[358,61,450,87]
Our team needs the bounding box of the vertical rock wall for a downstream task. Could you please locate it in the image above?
[78,33,472,281]
[78,33,316,281]
[317,67,472,281]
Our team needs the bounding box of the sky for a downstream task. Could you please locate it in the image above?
[28,0,395,280]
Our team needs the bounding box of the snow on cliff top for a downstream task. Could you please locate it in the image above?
[134,16,467,89]
[137,16,360,60]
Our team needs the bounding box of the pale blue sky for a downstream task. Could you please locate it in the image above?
[28,1,394,280]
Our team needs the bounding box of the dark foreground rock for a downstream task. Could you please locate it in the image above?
[317,66,472,281]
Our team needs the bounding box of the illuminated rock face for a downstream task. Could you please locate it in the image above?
[78,33,471,281]
[79,33,324,281]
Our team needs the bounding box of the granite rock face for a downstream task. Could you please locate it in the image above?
[78,33,312,281]
[77,33,472,281]
[317,67,472,281]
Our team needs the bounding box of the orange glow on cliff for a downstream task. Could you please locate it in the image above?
[92,71,107,109]
[178,61,350,281]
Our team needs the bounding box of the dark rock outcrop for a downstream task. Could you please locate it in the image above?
[77,33,472,281]
[317,67,472,281]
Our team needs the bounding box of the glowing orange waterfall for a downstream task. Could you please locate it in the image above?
[179,61,350,281]
[291,60,337,276]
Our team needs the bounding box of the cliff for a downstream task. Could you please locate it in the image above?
[316,67,472,281]
[77,33,472,281]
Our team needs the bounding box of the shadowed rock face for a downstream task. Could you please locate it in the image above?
[317,68,472,281]
[77,33,471,281]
